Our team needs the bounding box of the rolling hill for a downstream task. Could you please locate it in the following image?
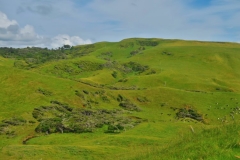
[0,38,240,159]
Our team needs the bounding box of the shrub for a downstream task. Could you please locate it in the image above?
[176,108,203,122]
[75,90,85,99]
[123,61,149,73]
[107,123,125,133]
[35,118,63,133]
[137,96,149,102]
[146,69,156,75]
[119,101,141,111]
[83,90,89,94]
[118,79,128,82]
[119,42,134,48]
[101,95,110,102]
[2,117,27,126]
[32,102,143,134]
[37,88,52,96]
[111,71,118,78]
[0,117,27,135]
[138,40,159,46]
[117,94,125,102]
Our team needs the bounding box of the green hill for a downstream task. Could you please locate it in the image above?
[0,38,240,159]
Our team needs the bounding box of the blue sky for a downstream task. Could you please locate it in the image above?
[0,0,240,48]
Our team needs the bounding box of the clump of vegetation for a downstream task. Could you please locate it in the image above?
[35,117,63,133]
[82,90,89,94]
[50,100,73,111]
[118,79,128,82]
[146,69,156,75]
[100,60,151,76]
[117,94,141,111]
[215,87,233,92]
[2,117,27,126]
[119,42,134,48]
[75,89,111,106]
[137,40,159,46]
[14,60,29,69]
[116,94,126,102]
[52,63,81,75]
[0,117,27,135]
[75,90,85,99]
[0,46,69,69]
[119,101,141,111]
[50,60,103,77]
[106,117,138,133]
[176,107,204,122]
[137,96,149,103]
[162,51,173,55]
[74,61,103,71]
[101,95,110,103]
[71,44,96,57]
[123,61,149,74]
[97,51,112,60]
[0,44,100,70]
[130,47,145,56]
[111,71,118,78]
[37,88,52,96]
[32,101,142,134]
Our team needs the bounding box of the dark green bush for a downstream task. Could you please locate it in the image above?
[176,108,203,122]
[83,90,89,94]
[111,71,118,78]
[74,61,103,71]
[117,94,125,102]
[137,96,149,102]
[75,90,85,99]
[123,61,149,73]
[32,102,143,134]
[119,101,141,111]
[118,79,128,82]
[146,69,156,75]
[0,117,27,135]
[2,117,27,126]
[35,118,63,133]
[101,95,110,102]
[138,40,159,46]
[130,47,145,56]
[107,123,124,133]
[37,88,52,96]
[119,42,134,48]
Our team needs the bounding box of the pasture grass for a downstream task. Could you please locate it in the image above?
[0,38,240,159]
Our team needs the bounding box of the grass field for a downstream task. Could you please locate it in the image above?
[0,38,240,159]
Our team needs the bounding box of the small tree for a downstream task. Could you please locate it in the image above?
[63,44,71,49]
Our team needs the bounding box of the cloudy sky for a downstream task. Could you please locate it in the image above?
[0,0,240,48]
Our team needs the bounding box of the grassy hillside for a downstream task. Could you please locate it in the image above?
[0,38,240,159]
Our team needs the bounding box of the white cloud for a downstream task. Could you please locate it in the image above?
[0,11,41,42]
[0,11,91,48]
[51,34,92,49]
[0,11,18,28]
